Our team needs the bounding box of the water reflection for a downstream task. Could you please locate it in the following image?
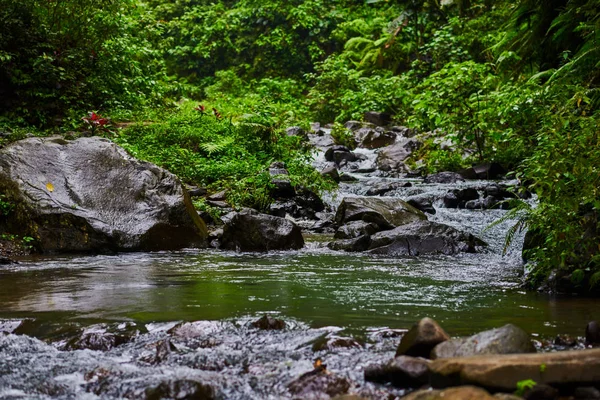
[1,248,598,337]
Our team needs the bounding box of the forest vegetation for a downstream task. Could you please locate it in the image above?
[0,0,599,289]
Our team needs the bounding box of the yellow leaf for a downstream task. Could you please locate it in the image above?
[46,183,54,192]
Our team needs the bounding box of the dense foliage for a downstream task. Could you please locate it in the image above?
[1,0,599,290]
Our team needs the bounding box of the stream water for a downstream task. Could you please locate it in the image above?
[1,147,599,399]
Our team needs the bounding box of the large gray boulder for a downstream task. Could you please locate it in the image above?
[221,208,304,251]
[368,220,486,256]
[431,324,536,359]
[0,136,207,252]
[334,197,426,231]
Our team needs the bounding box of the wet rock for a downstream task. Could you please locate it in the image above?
[141,339,178,364]
[424,172,465,184]
[364,356,430,388]
[402,386,495,400]
[205,200,230,208]
[168,321,222,339]
[312,335,362,352]
[186,186,207,197]
[288,366,351,399]
[335,197,426,231]
[0,319,24,333]
[269,201,298,218]
[396,318,450,358]
[221,208,304,251]
[428,348,600,391]
[574,386,600,399]
[13,320,84,344]
[0,136,207,252]
[286,126,307,138]
[523,384,559,400]
[459,162,507,180]
[321,165,341,183]
[365,181,411,196]
[431,324,536,359]
[364,111,391,127]
[407,196,436,215]
[442,192,460,208]
[294,188,325,215]
[334,221,379,239]
[0,256,16,265]
[145,379,216,400]
[357,128,396,149]
[325,145,356,163]
[269,161,290,176]
[344,121,363,131]
[271,179,296,199]
[375,138,421,172]
[586,321,600,344]
[553,334,578,347]
[443,188,480,209]
[390,126,416,137]
[309,133,335,149]
[251,315,286,330]
[328,235,371,252]
[339,173,359,182]
[368,220,486,256]
[207,190,227,201]
[64,322,147,351]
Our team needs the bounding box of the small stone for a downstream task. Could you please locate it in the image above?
[396,317,450,358]
[251,315,286,330]
[207,190,227,201]
[586,321,600,344]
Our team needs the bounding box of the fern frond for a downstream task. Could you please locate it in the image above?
[199,136,234,155]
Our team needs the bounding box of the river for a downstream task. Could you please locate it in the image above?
[0,148,598,399]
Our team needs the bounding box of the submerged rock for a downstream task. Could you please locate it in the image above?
[221,208,304,251]
[145,379,216,400]
[396,318,450,358]
[431,324,536,359]
[251,315,286,330]
[334,197,426,231]
[368,220,486,256]
[0,136,207,253]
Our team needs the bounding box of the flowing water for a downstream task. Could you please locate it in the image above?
[1,147,599,399]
